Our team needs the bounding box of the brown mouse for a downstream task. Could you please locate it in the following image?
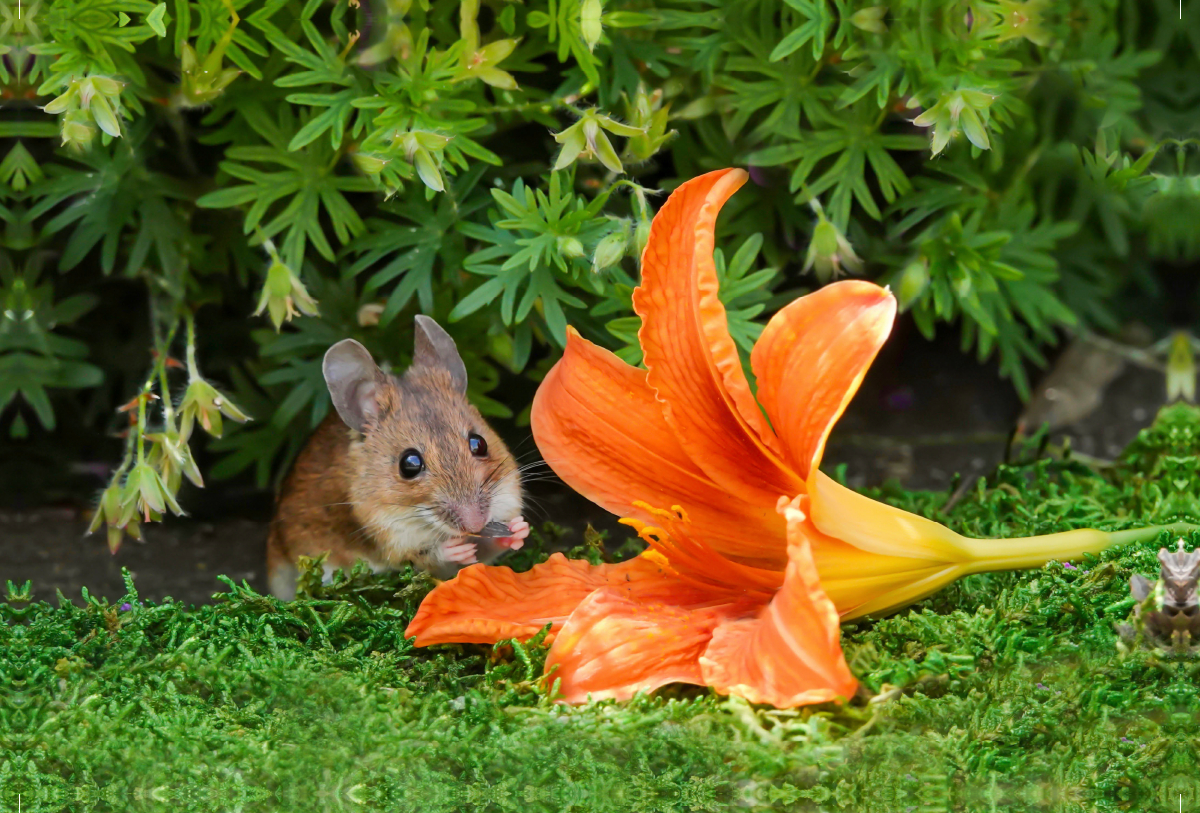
[266,315,529,600]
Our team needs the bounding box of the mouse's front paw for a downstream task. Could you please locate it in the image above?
[495,517,530,551]
[442,539,479,565]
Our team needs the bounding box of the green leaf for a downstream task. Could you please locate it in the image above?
[146,3,167,37]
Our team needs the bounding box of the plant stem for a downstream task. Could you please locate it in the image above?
[130,318,181,469]
[1109,523,1200,547]
[185,312,201,382]
[963,523,1200,575]
[156,318,180,427]
[136,391,147,464]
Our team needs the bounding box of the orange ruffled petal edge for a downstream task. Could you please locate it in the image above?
[750,280,897,480]
[407,501,857,708]
[544,588,758,703]
[633,168,803,507]
[699,497,859,706]
[404,552,725,646]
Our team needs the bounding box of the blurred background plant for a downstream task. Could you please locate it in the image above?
[2,0,1198,547]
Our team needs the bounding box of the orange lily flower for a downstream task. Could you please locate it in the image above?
[406,168,1169,708]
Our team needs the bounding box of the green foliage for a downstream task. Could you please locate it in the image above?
[3,0,1199,530]
[0,256,102,435]
[4,405,1200,809]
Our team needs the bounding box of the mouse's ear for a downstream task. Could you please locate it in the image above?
[324,339,384,433]
[412,315,468,395]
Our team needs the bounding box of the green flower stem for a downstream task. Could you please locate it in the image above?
[961,522,1200,575]
[157,362,175,425]
[131,318,180,466]
[477,96,580,118]
[156,319,181,427]
[111,419,138,486]
[1108,522,1200,547]
[186,312,201,382]
[136,387,147,464]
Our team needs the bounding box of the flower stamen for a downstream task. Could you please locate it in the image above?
[621,500,781,598]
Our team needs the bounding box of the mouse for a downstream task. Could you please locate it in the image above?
[265,315,530,600]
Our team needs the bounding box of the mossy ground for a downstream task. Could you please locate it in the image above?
[4,406,1200,812]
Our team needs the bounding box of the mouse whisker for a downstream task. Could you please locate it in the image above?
[508,434,538,456]
[479,461,506,491]
[347,524,375,543]
[518,492,549,511]
[512,469,556,481]
[517,498,551,522]
[510,474,561,487]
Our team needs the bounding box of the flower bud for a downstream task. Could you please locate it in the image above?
[896,259,929,310]
[90,75,125,97]
[148,429,205,489]
[592,226,628,273]
[60,109,97,150]
[351,151,390,175]
[87,482,122,537]
[634,218,651,257]
[913,89,997,156]
[580,0,604,51]
[558,236,586,260]
[254,258,320,330]
[803,209,863,284]
[179,377,250,441]
[850,6,887,34]
[583,118,623,174]
[121,460,183,523]
[42,85,79,115]
[88,91,122,138]
[413,149,444,192]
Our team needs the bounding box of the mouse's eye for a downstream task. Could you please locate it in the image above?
[468,433,488,458]
[398,449,424,479]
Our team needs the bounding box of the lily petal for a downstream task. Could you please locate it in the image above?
[545,588,757,703]
[809,469,1124,620]
[532,327,791,569]
[634,168,801,504]
[405,552,721,646]
[807,471,976,563]
[750,280,896,478]
[699,497,858,707]
[800,515,959,618]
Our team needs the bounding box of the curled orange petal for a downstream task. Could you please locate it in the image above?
[405,552,722,646]
[545,588,757,703]
[699,498,858,707]
[532,327,790,570]
[750,280,896,479]
[634,168,802,506]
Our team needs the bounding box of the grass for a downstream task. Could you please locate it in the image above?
[4,404,1200,812]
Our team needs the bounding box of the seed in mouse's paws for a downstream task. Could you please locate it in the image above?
[496,517,530,550]
[480,520,510,538]
[443,540,479,564]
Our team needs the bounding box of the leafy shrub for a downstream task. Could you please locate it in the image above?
[1,0,1192,539]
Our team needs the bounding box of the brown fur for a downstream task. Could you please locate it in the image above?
[266,365,521,599]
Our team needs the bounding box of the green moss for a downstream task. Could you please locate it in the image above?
[4,406,1200,811]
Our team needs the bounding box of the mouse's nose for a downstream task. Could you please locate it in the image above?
[453,503,488,535]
